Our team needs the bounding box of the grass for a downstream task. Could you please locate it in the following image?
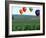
[12,15,40,31]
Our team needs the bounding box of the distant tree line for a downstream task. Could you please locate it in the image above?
[12,15,14,20]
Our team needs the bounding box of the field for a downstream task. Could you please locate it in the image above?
[12,15,40,31]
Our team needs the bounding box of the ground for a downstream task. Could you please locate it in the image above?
[12,15,40,31]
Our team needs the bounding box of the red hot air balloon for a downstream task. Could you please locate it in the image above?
[19,9,23,15]
[22,7,27,12]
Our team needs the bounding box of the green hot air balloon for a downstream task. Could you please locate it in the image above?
[29,7,33,12]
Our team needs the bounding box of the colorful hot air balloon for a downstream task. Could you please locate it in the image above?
[35,10,40,16]
[22,7,27,12]
[19,9,23,15]
[29,7,33,12]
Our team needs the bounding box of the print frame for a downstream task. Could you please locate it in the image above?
[5,1,45,37]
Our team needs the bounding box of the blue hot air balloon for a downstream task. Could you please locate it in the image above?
[35,10,40,16]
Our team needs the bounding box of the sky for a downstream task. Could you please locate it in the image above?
[12,6,40,16]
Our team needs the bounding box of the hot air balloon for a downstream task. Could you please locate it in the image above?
[19,9,23,15]
[22,7,27,12]
[35,10,40,16]
[29,7,33,12]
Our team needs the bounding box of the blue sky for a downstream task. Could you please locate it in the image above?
[12,6,40,16]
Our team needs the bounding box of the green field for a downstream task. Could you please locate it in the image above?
[12,15,40,31]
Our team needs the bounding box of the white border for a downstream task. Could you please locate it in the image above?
[9,4,43,35]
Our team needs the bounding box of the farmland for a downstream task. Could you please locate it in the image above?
[12,15,40,31]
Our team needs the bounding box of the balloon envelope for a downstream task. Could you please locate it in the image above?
[22,7,27,12]
[29,8,33,12]
[35,10,40,16]
[19,9,23,15]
